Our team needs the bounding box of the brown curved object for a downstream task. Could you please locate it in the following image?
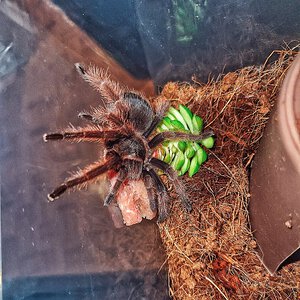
[250,54,300,274]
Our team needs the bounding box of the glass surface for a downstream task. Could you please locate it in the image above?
[52,0,150,79]
[54,0,300,85]
[134,0,300,85]
[0,1,168,299]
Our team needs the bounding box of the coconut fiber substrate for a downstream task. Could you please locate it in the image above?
[155,47,300,300]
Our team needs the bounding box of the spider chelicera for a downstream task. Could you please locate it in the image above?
[43,64,213,222]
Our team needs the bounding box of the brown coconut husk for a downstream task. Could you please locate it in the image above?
[155,45,300,299]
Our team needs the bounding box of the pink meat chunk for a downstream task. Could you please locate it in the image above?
[109,175,157,226]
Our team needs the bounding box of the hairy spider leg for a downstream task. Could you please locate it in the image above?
[145,169,170,222]
[75,63,123,102]
[48,156,120,201]
[148,130,214,149]
[43,129,125,142]
[150,157,192,213]
[142,170,157,212]
[143,101,170,138]
[104,168,127,206]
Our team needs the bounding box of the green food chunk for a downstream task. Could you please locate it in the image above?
[158,147,165,160]
[162,116,174,129]
[179,105,193,132]
[179,156,191,176]
[167,112,176,120]
[200,136,215,149]
[170,119,186,131]
[171,143,178,153]
[171,150,185,171]
[185,145,196,158]
[163,147,172,164]
[196,148,208,164]
[156,104,214,177]
[169,107,188,130]
[188,155,200,177]
[192,114,203,134]
[178,141,187,152]
[159,123,169,131]
[192,142,201,150]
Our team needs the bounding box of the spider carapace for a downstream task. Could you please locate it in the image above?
[43,64,213,222]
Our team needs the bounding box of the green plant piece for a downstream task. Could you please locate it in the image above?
[188,155,200,177]
[155,104,214,177]
[178,141,187,152]
[163,116,174,129]
[167,112,176,120]
[170,119,186,131]
[171,143,178,153]
[171,150,185,170]
[185,145,196,158]
[163,146,172,164]
[200,136,215,149]
[192,114,203,134]
[196,148,207,164]
[158,147,166,159]
[179,104,193,132]
[179,155,190,176]
[169,107,188,130]
[159,123,169,131]
[192,141,200,150]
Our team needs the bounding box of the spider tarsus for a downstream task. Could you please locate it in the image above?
[78,112,88,118]
[48,184,67,200]
[47,193,56,202]
[77,111,85,118]
[43,133,64,141]
[75,63,86,75]
[43,133,48,142]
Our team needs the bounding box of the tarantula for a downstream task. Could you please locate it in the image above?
[43,64,213,222]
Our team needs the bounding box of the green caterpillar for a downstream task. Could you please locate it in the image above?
[156,104,214,177]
